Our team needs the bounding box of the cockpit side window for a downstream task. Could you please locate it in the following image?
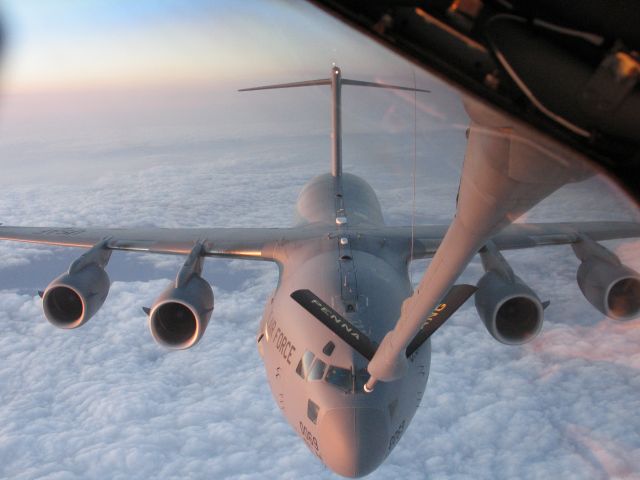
[296,349,367,394]
[307,399,320,424]
[296,350,315,379]
[322,341,335,356]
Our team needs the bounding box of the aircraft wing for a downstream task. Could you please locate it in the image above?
[489,221,640,251]
[386,221,640,259]
[3,221,638,261]
[0,225,318,261]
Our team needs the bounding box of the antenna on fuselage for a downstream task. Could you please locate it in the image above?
[239,66,430,177]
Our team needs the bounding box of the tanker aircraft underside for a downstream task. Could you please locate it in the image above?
[1,67,639,478]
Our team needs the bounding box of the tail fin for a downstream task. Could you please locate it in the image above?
[239,66,429,177]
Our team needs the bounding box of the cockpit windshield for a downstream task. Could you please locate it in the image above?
[295,350,315,379]
[325,366,352,392]
[308,358,326,381]
[296,350,370,394]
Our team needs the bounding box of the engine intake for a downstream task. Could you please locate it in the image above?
[577,258,640,320]
[42,241,112,329]
[475,271,544,345]
[475,242,544,345]
[148,242,213,349]
[573,237,640,321]
[149,276,214,349]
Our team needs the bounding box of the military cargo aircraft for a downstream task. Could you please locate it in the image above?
[1,67,639,477]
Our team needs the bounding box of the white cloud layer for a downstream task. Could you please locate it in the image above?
[1,68,640,479]
[1,258,640,479]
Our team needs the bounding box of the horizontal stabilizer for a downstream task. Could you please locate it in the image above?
[238,66,430,178]
[239,77,430,93]
[291,289,377,361]
[342,78,430,93]
[405,284,477,357]
[238,79,330,92]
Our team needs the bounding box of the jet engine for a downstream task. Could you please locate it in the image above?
[474,243,544,345]
[42,240,112,329]
[573,237,640,320]
[148,243,214,349]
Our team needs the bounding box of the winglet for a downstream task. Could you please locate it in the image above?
[38,290,44,298]
[142,307,151,316]
[542,300,551,310]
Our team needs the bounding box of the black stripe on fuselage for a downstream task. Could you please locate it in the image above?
[405,284,477,357]
[290,289,377,361]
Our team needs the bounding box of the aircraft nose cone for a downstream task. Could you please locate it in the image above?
[319,407,389,478]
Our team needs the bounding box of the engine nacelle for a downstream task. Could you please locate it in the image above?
[475,271,544,345]
[149,274,214,349]
[43,263,110,329]
[475,243,545,345]
[577,258,640,320]
[573,237,640,321]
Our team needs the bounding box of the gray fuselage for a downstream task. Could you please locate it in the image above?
[257,172,430,478]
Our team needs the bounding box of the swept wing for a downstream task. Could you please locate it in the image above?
[0,225,321,261]
[1,221,639,260]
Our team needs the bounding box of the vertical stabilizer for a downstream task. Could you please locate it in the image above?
[330,66,342,177]
[239,66,429,177]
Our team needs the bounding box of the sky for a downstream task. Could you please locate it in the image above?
[0,1,640,479]
[0,0,343,91]
[0,0,437,92]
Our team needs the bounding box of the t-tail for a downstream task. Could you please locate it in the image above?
[239,66,429,177]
